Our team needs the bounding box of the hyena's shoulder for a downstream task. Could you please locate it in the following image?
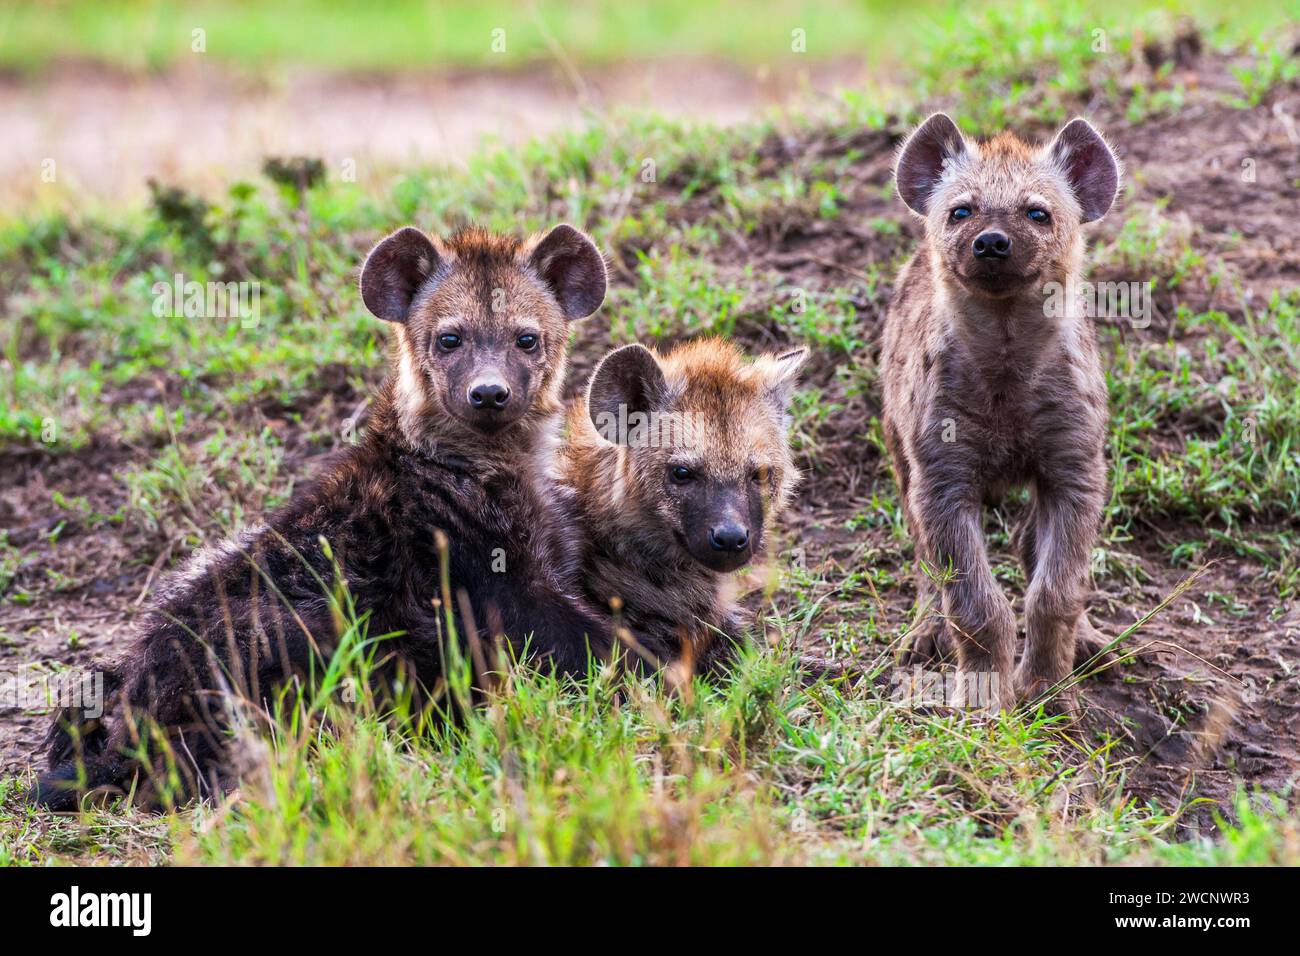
[882,253,944,397]
[885,249,934,315]
[153,437,408,617]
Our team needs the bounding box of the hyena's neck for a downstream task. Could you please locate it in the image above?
[933,263,1088,380]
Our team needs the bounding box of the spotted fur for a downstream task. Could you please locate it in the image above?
[31,224,613,809]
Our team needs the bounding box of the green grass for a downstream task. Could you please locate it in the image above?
[1106,296,1300,530]
[4,578,1297,866]
[2,0,1295,74]
[0,0,937,72]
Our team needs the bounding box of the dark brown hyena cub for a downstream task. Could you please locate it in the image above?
[880,114,1121,712]
[557,338,806,676]
[31,223,613,809]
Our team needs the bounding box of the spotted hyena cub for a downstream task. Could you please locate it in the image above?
[556,339,806,676]
[881,114,1121,712]
[32,224,612,808]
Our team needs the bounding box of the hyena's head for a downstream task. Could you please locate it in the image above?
[895,113,1120,299]
[361,224,606,440]
[585,339,806,573]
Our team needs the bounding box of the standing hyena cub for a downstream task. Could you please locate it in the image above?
[881,114,1121,712]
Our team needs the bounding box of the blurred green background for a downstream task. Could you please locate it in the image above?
[1,0,1296,73]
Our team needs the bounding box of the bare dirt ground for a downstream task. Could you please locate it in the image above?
[0,56,865,208]
[2,45,1298,832]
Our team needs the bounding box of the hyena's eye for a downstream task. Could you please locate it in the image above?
[951,206,972,221]
[516,332,540,351]
[437,333,462,351]
[669,465,695,484]
[1027,208,1050,223]
[749,467,767,484]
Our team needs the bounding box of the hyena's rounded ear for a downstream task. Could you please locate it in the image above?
[1047,118,1121,223]
[528,224,607,321]
[586,343,667,444]
[761,346,809,414]
[360,227,443,323]
[895,113,968,216]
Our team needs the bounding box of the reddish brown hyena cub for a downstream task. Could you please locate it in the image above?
[31,224,613,809]
[881,113,1121,712]
[557,339,806,677]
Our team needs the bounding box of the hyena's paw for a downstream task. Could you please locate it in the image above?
[1072,617,1118,671]
[901,620,956,667]
[1013,664,1078,717]
[796,655,858,685]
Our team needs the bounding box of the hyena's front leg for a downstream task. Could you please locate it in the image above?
[886,429,955,666]
[918,493,1016,711]
[1014,477,1104,711]
[1013,499,1113,672]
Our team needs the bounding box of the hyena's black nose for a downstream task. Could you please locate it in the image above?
[469,382,511,409]
[709,523,750,552]
[972,231,1012,259]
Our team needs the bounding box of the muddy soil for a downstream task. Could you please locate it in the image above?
[2,46,1298,830]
